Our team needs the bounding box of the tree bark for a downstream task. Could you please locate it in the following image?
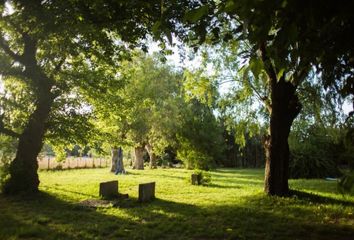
[133,145,144,170]
[110,147,118,172]
[3,88,54,194]
[264,78,301,196]
[145,143,157,169]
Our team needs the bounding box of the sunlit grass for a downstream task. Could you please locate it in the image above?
[0,168,353,239]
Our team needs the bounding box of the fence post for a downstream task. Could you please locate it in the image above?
[47,157,50,170]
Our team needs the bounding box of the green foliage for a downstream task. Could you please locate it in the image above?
[177,99,224,170]
[289,127,342,179]
[338,172,354,194]
[177,139,214,170]
[52,145,67,163]
[343,127,354,170]
[192,169,212,185]
[90,52,184,154]
[0,135,17,192]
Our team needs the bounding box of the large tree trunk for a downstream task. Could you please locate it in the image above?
[110,147,118,172]
[264,78,301,196]
[133,145,144,170]
[116,147,125,173]
[3,89,54,194]
[145,143,157,169]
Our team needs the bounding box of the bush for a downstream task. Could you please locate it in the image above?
[338,171,354,194]
[289,129,342,179]
[191,170,212,185]
[177,140,214,170]
[289,151,341,179]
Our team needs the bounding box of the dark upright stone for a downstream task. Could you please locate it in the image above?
[138,182,155,202]
[99,180,118,198]
[191,174,201,185]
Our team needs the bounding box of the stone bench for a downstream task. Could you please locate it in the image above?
[138,182,155,202]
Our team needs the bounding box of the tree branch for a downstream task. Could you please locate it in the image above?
[0,34,24,63]
[0,66,26,79]
[293,66,310,87]
[50,57,66,78]
[0,115,20,138]
[259,42,277,88]
[246,79,272,113]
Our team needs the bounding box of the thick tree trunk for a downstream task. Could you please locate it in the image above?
[110,147,118,172]
[116,147,125,174]
[133,145,144,170]
[264,79,301,196]
[145,143,157,169]
[3,91,54,194]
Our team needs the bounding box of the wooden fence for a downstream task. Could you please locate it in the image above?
[37,156,110,170]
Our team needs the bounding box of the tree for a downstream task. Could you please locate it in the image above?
[177,98,224,170]
[0,0,174,194]
[175,0,354,195]
[90,53,184,170]
[176,66,225,170]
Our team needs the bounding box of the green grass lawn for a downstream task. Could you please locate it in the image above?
[0,168,353,240]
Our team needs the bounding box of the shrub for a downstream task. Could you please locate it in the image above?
[191,170,212,185]
[289,129,342,179]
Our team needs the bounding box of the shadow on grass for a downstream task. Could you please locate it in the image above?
[0,192,138,239]
[44,186,97,198]
[289,189,354,207]
[207,183,242,189]
[213,168,264,175]
[1,188,353,240]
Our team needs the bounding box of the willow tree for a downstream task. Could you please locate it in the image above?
[176,0,354,195]
[91,53,184,170]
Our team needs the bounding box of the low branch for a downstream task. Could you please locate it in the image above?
[248,82,272,113]
[0,67,26,79]
[0,34,24,63]
[0,116,20,138]
[50,57,66,78]
[0,127,20,138]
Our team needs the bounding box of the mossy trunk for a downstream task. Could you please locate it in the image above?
[264,78,301,196]
[133,145,144,170]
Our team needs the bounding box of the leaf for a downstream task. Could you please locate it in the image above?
[277,68,285,81]
[224,0,237,13]
[249,56,263,77]
[184,5,209,23]
[152,21,161,38]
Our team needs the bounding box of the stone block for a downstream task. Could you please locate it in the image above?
[191,174,201,185]
[99,180,118,198]
[138,182,155,202]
